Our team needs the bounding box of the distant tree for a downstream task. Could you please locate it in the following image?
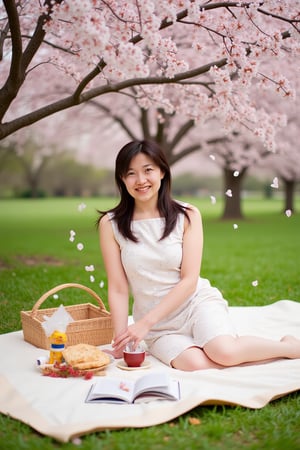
[42,156,115,197]
[263,119,300,213]
[13,141,53,197]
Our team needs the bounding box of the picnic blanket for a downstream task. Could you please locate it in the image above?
[0,300,299,443]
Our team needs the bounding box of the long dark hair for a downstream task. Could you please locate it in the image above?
[97,140,190,241]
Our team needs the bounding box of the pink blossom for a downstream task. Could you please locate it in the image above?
[1,0,299,154]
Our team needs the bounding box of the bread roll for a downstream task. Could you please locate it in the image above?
[63,343,110,369]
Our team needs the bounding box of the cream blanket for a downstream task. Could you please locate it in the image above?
[0,300,299,442]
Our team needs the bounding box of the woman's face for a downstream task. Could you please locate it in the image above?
[121,152,164,203]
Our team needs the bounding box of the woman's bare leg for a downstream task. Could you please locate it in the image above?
[171,346,223,371]
[204,335,300,367]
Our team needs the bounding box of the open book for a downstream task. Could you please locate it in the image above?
[85,371,180,404]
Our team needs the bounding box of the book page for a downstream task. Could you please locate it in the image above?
[134,379,180,403]
[87,378,135,403]
[133,372,175,398]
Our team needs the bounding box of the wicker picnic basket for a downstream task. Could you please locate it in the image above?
[21,283,113,349]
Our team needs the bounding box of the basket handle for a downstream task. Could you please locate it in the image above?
[30,283,108,316]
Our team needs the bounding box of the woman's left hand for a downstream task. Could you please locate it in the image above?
[112,319,150,352]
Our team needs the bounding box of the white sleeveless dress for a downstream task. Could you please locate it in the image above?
[108,212,236,366]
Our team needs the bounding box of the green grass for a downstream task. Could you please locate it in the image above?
[0,196,300,449]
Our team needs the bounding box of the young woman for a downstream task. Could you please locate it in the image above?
[98,140,300,371]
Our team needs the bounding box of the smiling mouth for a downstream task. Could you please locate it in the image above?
[136,186,150,192]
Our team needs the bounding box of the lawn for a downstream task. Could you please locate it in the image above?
[0,196,299,449]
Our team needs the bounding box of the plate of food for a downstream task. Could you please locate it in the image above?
[38,344,113,378]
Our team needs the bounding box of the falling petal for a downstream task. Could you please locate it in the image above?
[78,203,87,212]
[90,275,95,282]
[85,265,95,272]
[252,280,258,287]
[53,294,59,299]
[285,209,292,217]
[77,243,84,251]
[69,230,76,242]
[209,154,216,161]
[233,171,239,177]
[233,223,238,229]
[225,189,232,197]
[210,195,216,205]
[99,281,104,288]
[270,177,279,189]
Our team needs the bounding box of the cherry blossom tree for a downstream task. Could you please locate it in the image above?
[0,0,299,155]
[261,116,300,214]
[200,50,300,219]
[261,66,300,214]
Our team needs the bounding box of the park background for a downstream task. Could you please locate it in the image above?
[1,195,300,450]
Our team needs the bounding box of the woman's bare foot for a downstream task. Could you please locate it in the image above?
[280,335,300,359]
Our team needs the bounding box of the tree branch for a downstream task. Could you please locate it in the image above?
[170,134,230,165]
[169,143,202,165]
[0,57,228,139]
[154,109,168,145]
[88,98,137,140]
[169,119,195,149]
[73,59,106,102]
[140,108,152,140]
[0,1,63,121]
[0,0,23,119]
[257,7,300,31]
[0,20,10,61]
[21,35,79,55]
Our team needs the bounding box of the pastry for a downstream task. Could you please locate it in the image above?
[63,343,110,369]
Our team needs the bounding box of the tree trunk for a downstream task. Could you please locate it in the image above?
[30,178,39,198]
[221,168,247,219]
[282,178,295,213]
